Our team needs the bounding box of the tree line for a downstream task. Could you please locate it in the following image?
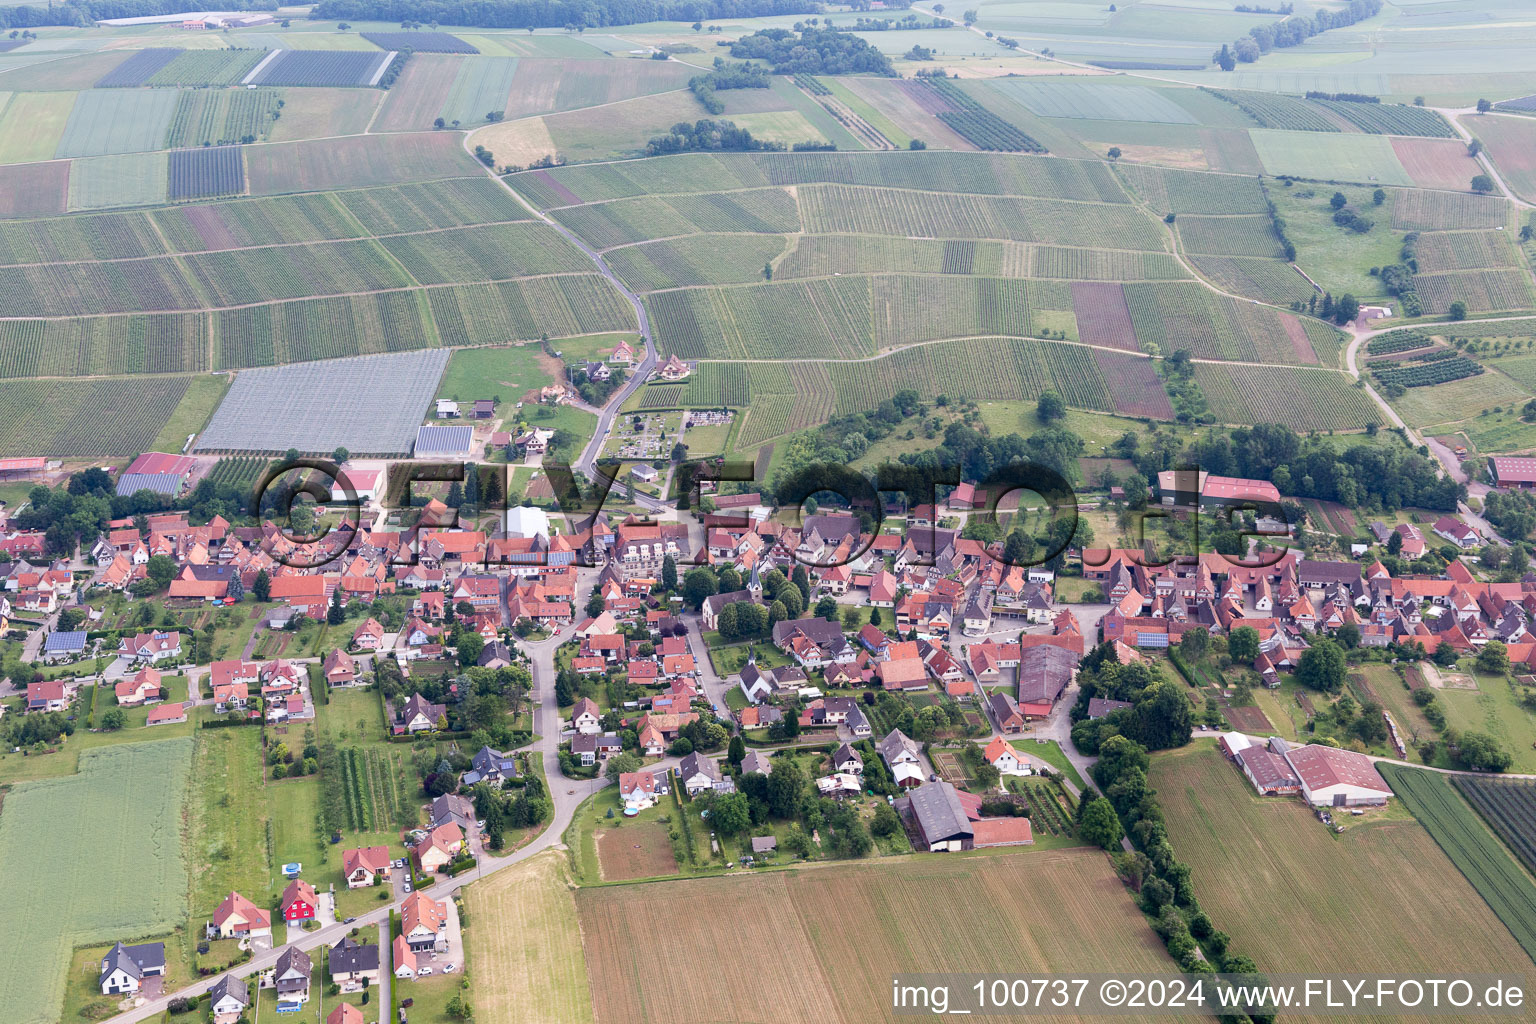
[307,0,816,30]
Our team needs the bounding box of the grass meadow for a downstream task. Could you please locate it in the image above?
[0,740,193,1024]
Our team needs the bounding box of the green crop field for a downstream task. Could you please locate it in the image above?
[426,275,636,347]
[1313,100,1456,138]
[1381,765,1536,963]
[439,55,520,126]
[245,131,477,194]
[508,150,1126,207]
[214,291,434,368]
[1188,254,1315,305]
[606,233,790,290]
[553,188,801,249]
[1415,230,1520,272]
[0,209,164,263]
[1122,281,1315,363]
[184,238,413,306]
[1193,362,1378,430]
[826,336,1115,415]
[1177,214,1285,257]
[1250,129,1415,186]
[54,87,180,158]
[1205,89,1342,132]
[165,87,281,148]
[0,739,193,1024]
[67,151,167,210]
[1115,163,1269,215]
[0,91,74,164]
[0,374,192,455]
[146,47,266,87]
[990,80,1199,124]
[648,276,873,360]
[1151,743,1536,999]
[152,192,366,250]
[0,313,207,377]
[1416,270,1535,314]
[338,176,526,234]
[795,184,1164,248]
[380,221,591,283]
[1453,777,1536,877]
[1391,369,1530,428]
[1391,189,1510,231]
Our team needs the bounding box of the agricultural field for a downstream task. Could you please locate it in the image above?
[1391,188,1510,231]
[211,290,436,368]
[467,852,595,1024]
[606,233,789,290]
[265,87,379,142]
[145,48,267,87]
[990,80,1199,124]
[1391,368,1530,429]
[0,375,192,456]
[0,91,73,164]
[1390,137,1485,191]
[1250,129,1415,186]
[1416,269,1535,314]
[1122,282,1321,364]
[1414,230,1521,272]
[1313,100,1455,138]
[578,849,1197,1024]
[95,47,179,87]
[165,87,281,148]
[1475,114,1536,204]
[247,48,391,87]
[0,159,69,217]
[1115,162,1269,215]
[167,146,244,201]
[0,313,208,377]
[508,150,1126,206]
[1453,776,1536,877]
[427,275,637,346]
[0,739,193,1024]
[359,31,479,53]
[245,131,478,193]
[67,151,167,210]
[380,221,592,282]
[501,57,692,118]
[1382,766,1536,962]
[54,88,180,157]
[1153,743,1536,1009]
[1192,363,1378,431]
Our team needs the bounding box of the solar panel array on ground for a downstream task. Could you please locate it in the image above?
[195,349,450,456]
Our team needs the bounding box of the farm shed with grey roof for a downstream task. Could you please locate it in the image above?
[195,349,450,457]
[115,472,184,497]
[415,425,474,457]
[904,780,974,851]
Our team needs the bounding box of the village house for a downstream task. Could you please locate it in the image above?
[209,891,270,941]
[208,975,249,1024]
[343,845,392,888]
[271,946,313,1003]
[328,936,380,992]
[571,696,602,734]
[677,752,735,796]
[280,879,319,923]
[99,941,165,995]
[620,770,667,811]
[401,891,450,954]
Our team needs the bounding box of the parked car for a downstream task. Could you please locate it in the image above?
[417,967,433,977]
[443,964,458,973]
[344,917,356,924]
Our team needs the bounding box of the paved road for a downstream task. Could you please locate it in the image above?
[102,616,593,1024]
[375,919,391,1023]
[457,133,661,491]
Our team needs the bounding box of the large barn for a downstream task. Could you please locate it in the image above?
[1282,744,1392,807]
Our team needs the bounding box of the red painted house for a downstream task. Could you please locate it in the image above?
[279,879,319,923]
